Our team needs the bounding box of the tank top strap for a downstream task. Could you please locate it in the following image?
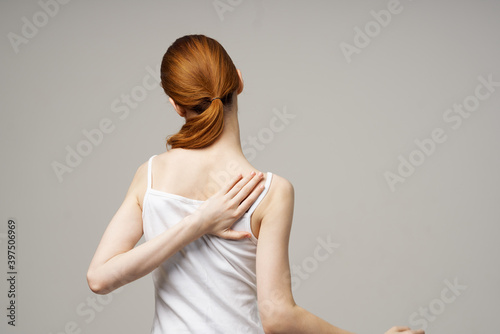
[247,172,273,215]
[147,154,157,190]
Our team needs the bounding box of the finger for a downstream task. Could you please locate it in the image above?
[412,330,425,334]
[386,327,410,333]
[225,171,259,199]
[228,172,263,205]
[231,172,264,203]
[219,173,243,195]
[235,178,265,213]
[218,229,252,240]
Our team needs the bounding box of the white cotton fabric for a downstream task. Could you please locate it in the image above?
[142,154,272,334]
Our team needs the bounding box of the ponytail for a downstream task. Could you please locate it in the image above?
[166,98,225,149]
[160,35,240,150]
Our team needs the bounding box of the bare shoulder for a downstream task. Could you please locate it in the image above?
[268,173,294,200]
[132,160,149,187]
[256,173,295,223]
[132,151,176,201]
[128,159,150,209]
[153,150,174,165]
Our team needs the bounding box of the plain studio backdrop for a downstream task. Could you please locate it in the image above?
[1,0,499,333]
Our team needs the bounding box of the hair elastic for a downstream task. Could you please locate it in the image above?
[211,97,221,102]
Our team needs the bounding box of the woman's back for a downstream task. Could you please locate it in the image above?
[141,149,272,237]
[141,151,275,333]
[147,149,265,201]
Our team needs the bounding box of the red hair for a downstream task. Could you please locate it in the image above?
[160,35,240,149]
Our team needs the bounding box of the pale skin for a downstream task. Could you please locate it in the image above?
[87,69,424,334]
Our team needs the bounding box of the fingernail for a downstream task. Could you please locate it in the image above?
[250,171,255,176]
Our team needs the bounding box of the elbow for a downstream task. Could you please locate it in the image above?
[262,323,280,334]
[260,304,296,334]
[86,269,108,295]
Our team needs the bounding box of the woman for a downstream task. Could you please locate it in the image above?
[87,35,424,334]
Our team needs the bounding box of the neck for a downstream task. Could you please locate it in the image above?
[205,106,244,157]
[179,99,246,161]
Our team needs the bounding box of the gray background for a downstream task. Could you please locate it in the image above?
[1,0,499,333]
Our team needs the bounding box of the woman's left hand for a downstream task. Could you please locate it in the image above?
[190,171,265,240]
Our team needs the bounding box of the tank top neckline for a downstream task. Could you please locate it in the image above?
[148,188,206,204]
[147,175,272,205]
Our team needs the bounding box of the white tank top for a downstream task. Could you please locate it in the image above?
[142,154,272,334]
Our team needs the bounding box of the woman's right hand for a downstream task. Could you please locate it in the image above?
[385,326,425,334]
[190,170,265,240]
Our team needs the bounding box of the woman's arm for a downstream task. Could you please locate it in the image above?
[87,163,265,295]
[256,176,354,334]
[256,176,424,334]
